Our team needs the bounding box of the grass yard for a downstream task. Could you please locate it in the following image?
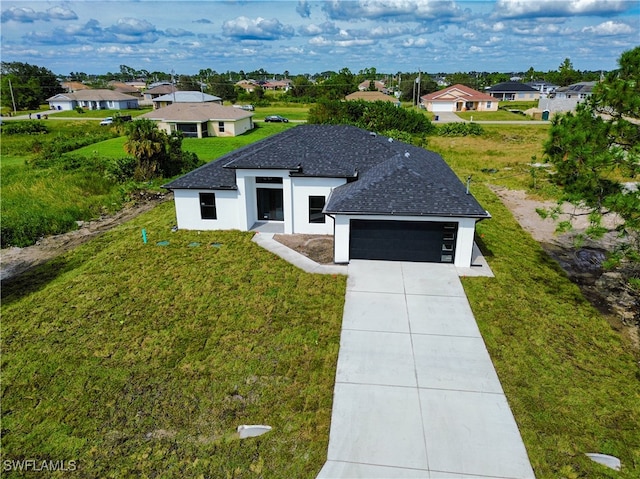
[464,186,640,478]
[428,124,556,195]
[456,110,534,121]
[2,120,640,478]
[1,201,347,478]
[48,108,152,119]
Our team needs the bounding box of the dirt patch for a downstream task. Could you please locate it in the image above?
[0,191,171,283]
[491,185,638,350]
[273,234,334,264]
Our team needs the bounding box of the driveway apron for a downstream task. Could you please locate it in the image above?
[317,260,535,479]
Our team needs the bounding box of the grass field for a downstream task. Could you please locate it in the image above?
[70,123,296,163]
[1,203,347,478]
[2,120,639,477]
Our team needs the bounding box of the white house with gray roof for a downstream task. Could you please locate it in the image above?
[46,89,139,111]
[163,125,490,267]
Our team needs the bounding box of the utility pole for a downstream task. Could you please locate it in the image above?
[8,79,17,114]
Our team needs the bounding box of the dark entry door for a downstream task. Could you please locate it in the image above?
[257,188,284,221]
[349,220,456,263]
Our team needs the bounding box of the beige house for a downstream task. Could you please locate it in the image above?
[139,102,254,138]
[421,84,498,113]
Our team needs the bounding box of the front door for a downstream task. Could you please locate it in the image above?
[257,188,284,221]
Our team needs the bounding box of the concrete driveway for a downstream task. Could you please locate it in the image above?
[317,260,535,479]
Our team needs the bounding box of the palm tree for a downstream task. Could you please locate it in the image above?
[123,119,167,180]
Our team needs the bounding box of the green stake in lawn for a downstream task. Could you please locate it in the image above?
[141,228,147,244]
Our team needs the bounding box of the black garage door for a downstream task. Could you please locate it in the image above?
[349,220,457,263]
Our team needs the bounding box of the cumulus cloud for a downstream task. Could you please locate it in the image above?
[582,20,634,35]
[110,18,156,36]
[222,16,295,40]
[296,0,311,18]
[299,21,340,36]
[322,0,464,22]
[1,5,77,23]
[493,0,629,19]
[47,6,78,21]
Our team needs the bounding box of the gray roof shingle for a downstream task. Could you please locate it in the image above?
[163,124,489,218]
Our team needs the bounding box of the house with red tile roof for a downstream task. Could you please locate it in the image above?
[420,84,498,113]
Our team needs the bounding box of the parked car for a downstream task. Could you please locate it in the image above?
[264,115,289,122]
[99,117,113,126]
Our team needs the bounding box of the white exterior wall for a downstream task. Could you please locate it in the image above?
[173,189,241,230]
[333,214,481,267]
[291,177,346,234]
[454,217,479,268]
[48,101,74,111]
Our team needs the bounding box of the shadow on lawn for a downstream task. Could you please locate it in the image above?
[1,254,84,305]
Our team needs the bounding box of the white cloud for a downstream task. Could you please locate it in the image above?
[582,20,634,35]
[222,16,295,40]
[322,0,464,22]
[493,0,629,19]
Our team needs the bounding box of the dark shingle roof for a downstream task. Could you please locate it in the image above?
[324,145,488,217]
[487,81,538,93]
[163,124,488,218]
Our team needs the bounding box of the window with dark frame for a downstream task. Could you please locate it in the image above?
[309,196,325,223]
[218,121,225,133]
[199,193,217,219]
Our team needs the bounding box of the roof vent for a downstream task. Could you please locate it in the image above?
[369,132,377,137]
[404,152,410,158]
[388,138,393,142]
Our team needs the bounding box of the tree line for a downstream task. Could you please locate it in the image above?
[2,57,603,112]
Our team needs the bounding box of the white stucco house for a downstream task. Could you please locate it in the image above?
[421,84,498,113]
[46,89,140,111]
[138,102,254,138]
[163,125,490,268]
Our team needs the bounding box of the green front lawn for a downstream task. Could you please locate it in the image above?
[48,108,152,119]
[1,202,347,478]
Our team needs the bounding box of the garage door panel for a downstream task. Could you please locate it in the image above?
[350,220,457,263]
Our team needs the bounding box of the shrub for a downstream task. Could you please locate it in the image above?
[105,157,137,183]
[308,100,435,135]
[1,121,49,135]
[437,122,485,136]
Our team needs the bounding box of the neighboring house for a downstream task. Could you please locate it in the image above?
[151,91,223,109]
[236,81,256,93]
[61,81,90,93]
[108,81,142,97]
[163,125,490,268]
[345,91,397,103]
[540,81,598,114]
[138,102,254,138]
[262,80,292,91]
[526,81,558,96]
[420,84,498,112]
[358,80,386,92]
[46,89,139,111]
[486,82,540,101]
[143,83,175,102]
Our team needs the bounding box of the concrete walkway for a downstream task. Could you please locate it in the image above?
[250,234,534,478]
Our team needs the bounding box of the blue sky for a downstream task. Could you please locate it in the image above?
[1,0,638,76]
